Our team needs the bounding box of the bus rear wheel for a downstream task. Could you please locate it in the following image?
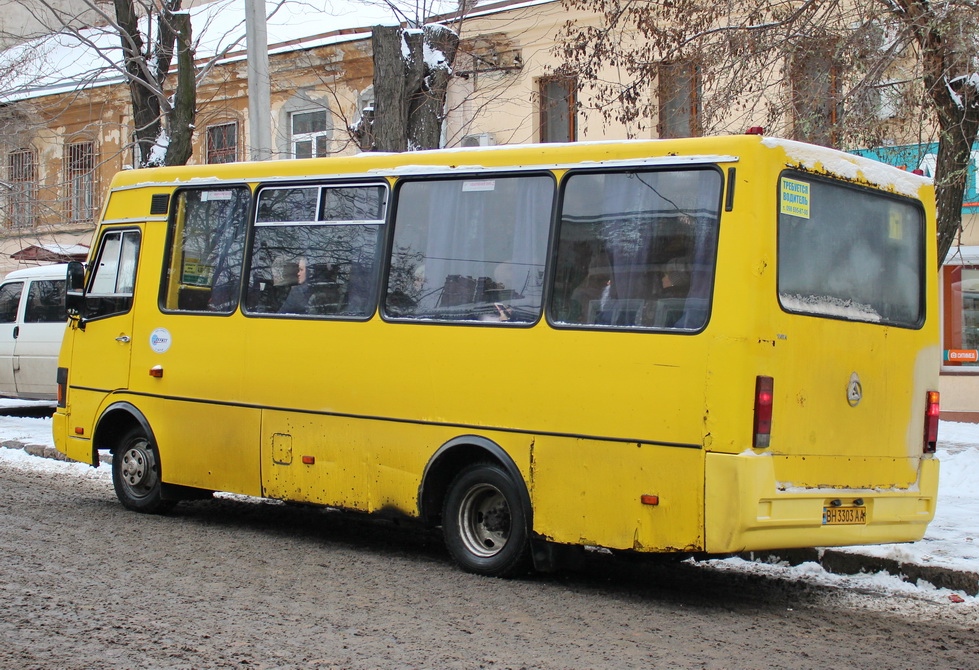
[112,427,174,514]
[443,462,530,577]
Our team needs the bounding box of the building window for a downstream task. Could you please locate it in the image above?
[291,110,330,159]
[206,122,238,164]
[657,61,701,139]
[67,141,96,222]
[7,149,37,228]
[539,77,576,143]
[790,42,840,147]
[943,263,979,369]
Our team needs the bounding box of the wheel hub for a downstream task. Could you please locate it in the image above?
[458,483,511,558]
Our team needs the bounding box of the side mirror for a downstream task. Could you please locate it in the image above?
[65,261,86,322]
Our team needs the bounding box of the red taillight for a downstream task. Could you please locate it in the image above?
[924,391,940,453]
[753,375,774,448]
[56,367,68,409]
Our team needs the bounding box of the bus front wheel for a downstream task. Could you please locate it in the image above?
[112,427,174,514]
[443,462,530,577]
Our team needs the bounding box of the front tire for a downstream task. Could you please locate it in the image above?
[442,462,530,577]
[112,427,174,514]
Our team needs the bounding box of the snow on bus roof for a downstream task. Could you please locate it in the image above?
[762,137,931,198]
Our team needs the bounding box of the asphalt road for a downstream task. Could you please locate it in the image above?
[1,458,976,669]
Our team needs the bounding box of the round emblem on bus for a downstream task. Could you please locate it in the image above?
[149,328,172,354]
[846,372,863,407]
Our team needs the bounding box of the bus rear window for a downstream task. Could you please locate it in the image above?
[777,174,924,327]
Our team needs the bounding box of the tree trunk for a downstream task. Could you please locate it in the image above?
[165,12,196,166]
[370,24,460,152]
[921,51,979,265]
[407,25,459,151]
[372,25,409,152]
[115,0,161,166]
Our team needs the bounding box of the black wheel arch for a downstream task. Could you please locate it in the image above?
[94,401,158,457]
[418,435,532,529]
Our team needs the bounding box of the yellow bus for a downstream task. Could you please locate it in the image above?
[53,134,941,576]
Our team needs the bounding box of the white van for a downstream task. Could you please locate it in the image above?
[0,264,67,400]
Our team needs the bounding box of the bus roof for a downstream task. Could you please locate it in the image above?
[109,135,932,201]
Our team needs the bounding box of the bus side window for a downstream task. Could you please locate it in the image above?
[86,230,141,319]
[384,175,552,323]
[550,169,721,331]
[162,187,250,314]
[246,184,385,319]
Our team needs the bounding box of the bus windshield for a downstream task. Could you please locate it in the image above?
[778,173,924,328]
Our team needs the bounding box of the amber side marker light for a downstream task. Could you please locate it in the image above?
[753,375,774,448]
[302,455,316,465]
[640,495,660,506]
[924,391,940,453]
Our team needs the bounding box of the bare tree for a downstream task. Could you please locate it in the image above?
[0,0,271,168]
[556,0,979,263]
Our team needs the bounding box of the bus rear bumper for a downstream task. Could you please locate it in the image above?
[704,452,939,554]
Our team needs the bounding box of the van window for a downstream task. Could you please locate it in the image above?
[0,282,23,323]
[25,280,66,322]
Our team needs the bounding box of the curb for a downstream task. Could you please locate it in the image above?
[747,548,979,596]
[4,441,976,596]
[2,440,111,464]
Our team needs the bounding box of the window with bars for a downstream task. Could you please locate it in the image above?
[539,77,577,143]
[657,61,701,139]
[206,122,239,164]
[7,149,37,228]
[291,110,330,159]
[67,141,96,223]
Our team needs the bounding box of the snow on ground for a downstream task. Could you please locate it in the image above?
[0,403,976,606]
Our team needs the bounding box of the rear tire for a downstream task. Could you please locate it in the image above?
[112,426,174,514]
[442,462,530,577]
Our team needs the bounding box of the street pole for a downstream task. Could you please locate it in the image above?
[244,0,273,160]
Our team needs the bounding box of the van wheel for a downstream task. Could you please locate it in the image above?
[443,462,530,577]
[112,427,174,514]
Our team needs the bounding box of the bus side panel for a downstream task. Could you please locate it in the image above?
[260,410,372,509]
[146,399,263,496]
[530,438,705,552]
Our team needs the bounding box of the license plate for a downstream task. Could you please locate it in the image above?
[822,506,867,525]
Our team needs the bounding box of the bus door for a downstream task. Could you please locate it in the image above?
[68,228,142,417]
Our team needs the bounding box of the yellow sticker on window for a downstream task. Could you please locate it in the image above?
[780,178,810,219]
[889,209,904,240]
